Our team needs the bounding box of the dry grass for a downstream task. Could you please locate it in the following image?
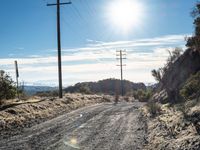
[144,102,200,150]
[0,93,114,131]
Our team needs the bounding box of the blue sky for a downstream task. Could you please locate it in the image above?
[0,0,197,86]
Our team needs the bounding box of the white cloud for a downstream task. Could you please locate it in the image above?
[0,34,188,86]
[86,34,189,48]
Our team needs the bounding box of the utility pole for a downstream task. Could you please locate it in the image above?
[14,60,19,99]
[47,0,72,98]
[116,50,126,96]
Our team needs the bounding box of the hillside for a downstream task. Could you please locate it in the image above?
[23,86,57,95]
[144,3,200,149]
[152,2,200,104]
[154,49,200,103]
[64,78,146,95]
[144,51,200,149]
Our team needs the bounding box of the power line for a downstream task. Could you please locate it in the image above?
[60,4,111,66]
[69,2,115,65]
[71,3,86,22]
[48,0,116,80]
[80,0,94,18]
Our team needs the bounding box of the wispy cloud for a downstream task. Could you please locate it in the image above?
[0,34,189,86]
[15,47,24,51]
[86,34,188,49]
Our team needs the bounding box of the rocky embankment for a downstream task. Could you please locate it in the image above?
[143,102,200,150]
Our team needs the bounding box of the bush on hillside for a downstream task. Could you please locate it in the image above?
[0,70,16,104]
[78,85,92,94]
[151,48,183,83]
[166,48,183,66]
[151,69,162,82]
[133,89,153,102]
[147,101,162,117]
[180,71,200,101]
[186,2,200,52]
[35,90,59,97]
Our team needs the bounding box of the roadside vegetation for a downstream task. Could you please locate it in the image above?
[180,71,200,101]
[124,88,153,102]
[151,47,183,83]
[34,90,59,97]
[0,70,17,105]
[143,3,200,149]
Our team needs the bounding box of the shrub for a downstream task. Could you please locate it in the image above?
[35,90,59,97]
[78,85,91,94]
[151,48,183,83]
[147,101,161,117]
[0,70,16,104]
[151,69,162,82]
[175,103,188,118]
[166,48,183,66]
[133,89,153,102]
[180,71,200,100]
[186,2,200,52]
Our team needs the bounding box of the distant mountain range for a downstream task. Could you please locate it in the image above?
[22,79,151,96]
[64,78,146,95]
[23,86,57,95]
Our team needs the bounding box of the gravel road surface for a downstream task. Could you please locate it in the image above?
[0,102,147,150]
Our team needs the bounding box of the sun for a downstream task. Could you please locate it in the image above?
[107,0,144,33]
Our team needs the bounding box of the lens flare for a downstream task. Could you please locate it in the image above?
[70,138,77,145]
[63,137,80,149]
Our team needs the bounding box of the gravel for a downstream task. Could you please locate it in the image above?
[0,102,147,150]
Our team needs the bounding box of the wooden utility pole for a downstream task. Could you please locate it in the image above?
[116,50,126,96]
[14,60,19,99]
[47,0,72,98]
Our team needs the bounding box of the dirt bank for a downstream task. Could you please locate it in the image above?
[0,93,114,138]
[143,103,200,150]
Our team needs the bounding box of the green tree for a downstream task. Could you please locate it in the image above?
[151,47,183,83]
[167,48,183,65]
[151,69,162,82]
[180,71,200,100]
[78,85,91,94]
[0,70,16,104]
[133,89,153,102]
[186,2,200,52]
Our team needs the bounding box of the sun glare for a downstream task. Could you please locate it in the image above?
[107,0,144,34]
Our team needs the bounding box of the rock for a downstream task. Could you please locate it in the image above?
[152,90,168,104]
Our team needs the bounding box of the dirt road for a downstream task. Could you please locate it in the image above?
[0,102,147,150]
